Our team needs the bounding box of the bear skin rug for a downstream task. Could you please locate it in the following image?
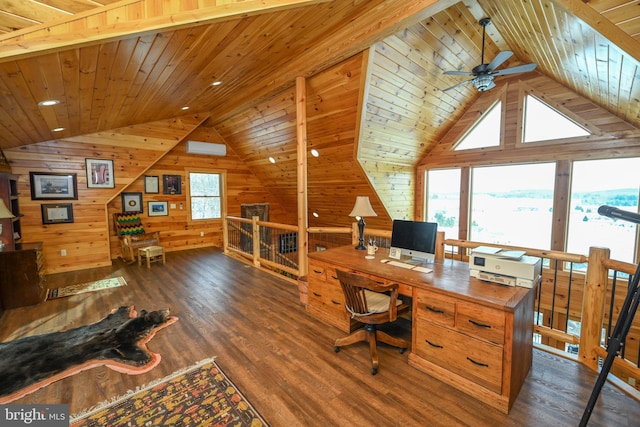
[0,306,178,403]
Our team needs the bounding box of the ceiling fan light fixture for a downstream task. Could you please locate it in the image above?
[473,75,494,91]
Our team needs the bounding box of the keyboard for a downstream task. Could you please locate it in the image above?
[387,260,414,269]
[387,260,432,273]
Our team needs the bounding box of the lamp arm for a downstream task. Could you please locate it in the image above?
[355,217,367,250]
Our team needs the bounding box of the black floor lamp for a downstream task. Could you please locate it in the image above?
[349,196,377,250]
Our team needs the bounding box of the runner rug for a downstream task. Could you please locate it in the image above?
[0,306,177,404]
[47,276,127,300]
[70,358,270,427]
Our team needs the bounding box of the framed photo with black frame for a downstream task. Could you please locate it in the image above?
[144,176,159,193]
[121,192,143,213]
[85,158,115,188]
[148,200,169,217]
[41,203,74,224]
[29,172,78,200]
[163,174,182,195]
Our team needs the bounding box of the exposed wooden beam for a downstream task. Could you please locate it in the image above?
[0,0,332,60]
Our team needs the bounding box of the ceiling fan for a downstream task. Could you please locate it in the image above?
[442,17,537,92]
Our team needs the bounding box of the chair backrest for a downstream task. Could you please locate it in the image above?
[113,213,146,237]
[335,269,403,324]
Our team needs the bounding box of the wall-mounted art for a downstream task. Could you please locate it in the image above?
[163,174,182,195]
[122,192,143,213]
[144,176,159,193]
[41,203,74,224]
[148,201,169,217]
[86,158,115,188]
[30,172,78,200]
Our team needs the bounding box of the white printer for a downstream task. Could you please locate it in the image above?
[469,246,541,288]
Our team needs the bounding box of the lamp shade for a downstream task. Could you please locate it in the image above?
[0,199,14,219]
[348,196,377,218]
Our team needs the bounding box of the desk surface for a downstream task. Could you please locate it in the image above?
[308,245,531,312]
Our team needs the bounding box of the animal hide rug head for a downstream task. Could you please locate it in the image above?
[0,305,178,403]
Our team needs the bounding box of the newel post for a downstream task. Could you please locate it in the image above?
[579,246,610,372]
[252,215,260,267]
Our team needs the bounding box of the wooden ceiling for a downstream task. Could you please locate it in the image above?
[0,0,639,167]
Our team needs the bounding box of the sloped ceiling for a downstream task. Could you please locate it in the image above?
[0,0,639,224]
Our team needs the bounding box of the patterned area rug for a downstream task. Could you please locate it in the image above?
[71,358,270,426]
[47,277,127,300]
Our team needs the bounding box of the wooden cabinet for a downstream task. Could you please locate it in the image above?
[0,242,46,309]
[307,259,357,333]
[307,246,536,414]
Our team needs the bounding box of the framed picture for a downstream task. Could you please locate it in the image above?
[121,192,143,213]
[41,203,74,224]
[144,176,159,193]
[86,158,115,188]
[30,172,78,200]
[148,200,169,217]
[163,174,182,195]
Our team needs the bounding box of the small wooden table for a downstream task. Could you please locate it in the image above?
[138,245,165,268]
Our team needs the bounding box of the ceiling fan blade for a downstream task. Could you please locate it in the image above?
[491,63,537,76]
[442,78,474,92]
[443,70,475,76]
[486,50,513,72]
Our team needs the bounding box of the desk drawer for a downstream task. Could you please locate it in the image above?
[415,319,503,394]
[457,302,505,345]
[309,262,328,282]
[414,289,455,327]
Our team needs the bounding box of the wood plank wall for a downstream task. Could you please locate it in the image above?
[4,114,290,274]
[217,52,392,230]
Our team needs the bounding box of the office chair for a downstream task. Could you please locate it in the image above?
[334,269,410,375]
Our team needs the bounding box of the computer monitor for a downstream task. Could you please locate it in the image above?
[389,220,438,263]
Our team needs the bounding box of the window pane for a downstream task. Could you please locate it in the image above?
[567,158,640,262]
[192,197,221,219]
[426,168,461,240]
[470,163,555,248]
[454,101,501,150]
[523,95,589,143]
[190,173,220,196]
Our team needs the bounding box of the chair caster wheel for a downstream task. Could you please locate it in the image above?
[334,346,340,353]
[371,368,377,375]
[399,348,406,354]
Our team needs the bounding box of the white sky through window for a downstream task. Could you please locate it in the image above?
[454,101,501,150]
[523,95,589,143]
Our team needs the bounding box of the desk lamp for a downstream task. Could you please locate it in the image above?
[349,196,377,250]
[0,199,15,250]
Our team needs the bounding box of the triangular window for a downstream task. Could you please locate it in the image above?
[454,101,501,151]
[523,95,589,143]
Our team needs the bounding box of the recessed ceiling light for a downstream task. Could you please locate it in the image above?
[38,99,60,106]
[211,81,222,86]
[268,157,276,164]
[52,127,65,132]
[310,149,319,157]
[181,106,190,110]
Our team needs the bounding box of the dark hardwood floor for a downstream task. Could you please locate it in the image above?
[1,247,638,426]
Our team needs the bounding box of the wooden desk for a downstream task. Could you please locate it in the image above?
[307,246,535,413]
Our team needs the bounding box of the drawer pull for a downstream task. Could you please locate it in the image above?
[468,319,491,329]
[425,340,443,349]
[330,275,338,280]
[312,269,323,274]
[312,292,321,297]
[425,305,444,314]
[331,300,341,305]
[466,357,489,367]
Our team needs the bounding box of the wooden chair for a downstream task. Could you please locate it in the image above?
[113,213,160,263]
[334,269,410,375]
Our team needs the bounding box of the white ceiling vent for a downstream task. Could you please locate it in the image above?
[186,141,227,156]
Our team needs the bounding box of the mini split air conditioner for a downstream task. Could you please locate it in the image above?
[186,140,227,156]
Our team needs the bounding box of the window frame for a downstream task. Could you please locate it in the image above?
[187,170,225,222]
